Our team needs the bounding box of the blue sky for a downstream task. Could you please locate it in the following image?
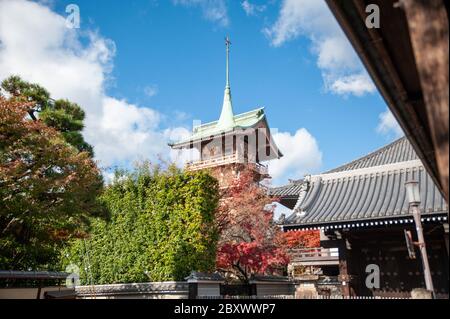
[0,0,403,185]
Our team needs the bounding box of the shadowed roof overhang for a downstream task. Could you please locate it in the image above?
[326,0,449,202]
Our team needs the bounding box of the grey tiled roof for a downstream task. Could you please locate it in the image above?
[274,137,447,228]
[325,137,417,173]
[269,180,304,197]
[185,272,224,281]
[270,137,416,198]
[284,161,448,227]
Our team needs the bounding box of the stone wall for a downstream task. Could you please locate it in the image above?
[249,276,295,297]
[75,282,189,299]
[74,277,297,299]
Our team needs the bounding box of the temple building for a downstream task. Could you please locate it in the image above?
[271,137,449,298]
[170,37,282,187]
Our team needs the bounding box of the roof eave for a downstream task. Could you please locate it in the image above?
[283,212,449,231]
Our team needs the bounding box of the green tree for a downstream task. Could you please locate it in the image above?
[63,163,220,284]
[0,98,105,270]
[1,76,93,155]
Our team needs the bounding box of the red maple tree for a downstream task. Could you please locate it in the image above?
[0,97,105,269]
[284,230,321,248]
[215,169,289,283]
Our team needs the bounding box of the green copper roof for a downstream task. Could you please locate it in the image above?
[171,107,266,147]
[217,86,235,130]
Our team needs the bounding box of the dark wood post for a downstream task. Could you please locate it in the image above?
[249,283,257,297]
[337,238,351,297]
[188,282,198,299]
[444,223,449,258]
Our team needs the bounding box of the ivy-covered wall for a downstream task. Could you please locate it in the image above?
[63,165,219,284]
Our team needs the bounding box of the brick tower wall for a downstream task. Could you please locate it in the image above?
[207,163,265,189]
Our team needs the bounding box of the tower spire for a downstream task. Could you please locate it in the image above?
[218,36,235,130]
[226,35,231,88]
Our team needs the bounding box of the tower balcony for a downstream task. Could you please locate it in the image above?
[186,154,269,176]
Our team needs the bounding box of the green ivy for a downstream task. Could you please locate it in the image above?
[62,163,219,284]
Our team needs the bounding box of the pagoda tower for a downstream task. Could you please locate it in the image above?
[170,37,282,188]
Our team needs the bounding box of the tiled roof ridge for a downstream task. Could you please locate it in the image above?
[269,138,415,197]
[318,159,423,181]
[325,136,415,174]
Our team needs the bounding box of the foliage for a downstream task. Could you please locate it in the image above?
[215,170,289,283]
[1,76,93,155]
[0,98,105,270]
[284,230,321,248]
[63,163,220,284]
[0,75,51,114]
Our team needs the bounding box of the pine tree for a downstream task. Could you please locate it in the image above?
[1,76,94,155]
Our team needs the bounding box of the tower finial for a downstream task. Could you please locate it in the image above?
[218,36,235,130]
[225,36,231,88]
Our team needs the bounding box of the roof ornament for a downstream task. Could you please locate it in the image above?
[293,175,312,216]
[277,213,286,225]
[217,36,235,130]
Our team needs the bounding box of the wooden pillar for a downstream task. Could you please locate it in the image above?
[199,141,204,161]
[444,223,449,258]
[221,133,226,158]
[402,0,449,202]
[337,239,351,297]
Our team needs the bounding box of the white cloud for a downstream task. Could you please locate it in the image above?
[377,109,404,139]
[329,74,376,97]
[173,110,191,122]
[272,202,292,221]
[0,0,185,169]
[241,0,266,16]
[267,128,322,186]
[94,97,167,166]
[143,84,159,97]
[172,0,229,26]
[165,127,201,167]
[264,0,376,97]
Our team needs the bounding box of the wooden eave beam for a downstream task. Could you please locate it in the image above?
[400,0,449,202]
